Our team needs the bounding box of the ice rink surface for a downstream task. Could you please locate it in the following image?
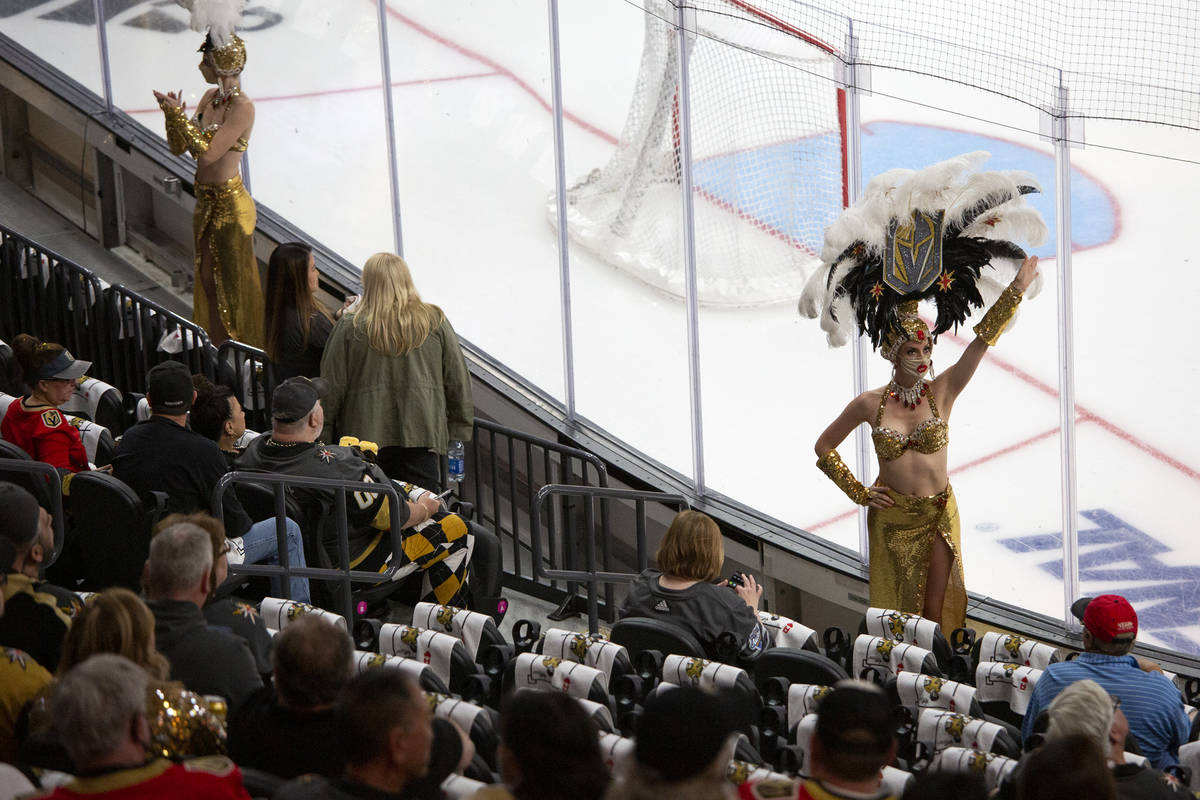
[4,0,1198,651]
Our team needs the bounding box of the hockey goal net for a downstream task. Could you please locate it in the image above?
[554,0,847,306]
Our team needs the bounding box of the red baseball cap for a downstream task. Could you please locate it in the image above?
[1075,594,1138,643]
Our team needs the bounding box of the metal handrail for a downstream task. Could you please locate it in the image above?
[105,283,214,393]
[212,470,412,623]
[0,459,65,568]
[465,419,610,609]
[530,484,689,634]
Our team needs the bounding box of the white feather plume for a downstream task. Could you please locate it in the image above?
[961,204,1048,247]
[176,0,245,46]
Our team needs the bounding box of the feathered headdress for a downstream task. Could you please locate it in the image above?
[175,0,247,74]
[798,151,1046,353]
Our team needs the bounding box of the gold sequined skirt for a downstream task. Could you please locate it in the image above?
[867,485,966,630]
[193,175,264,347]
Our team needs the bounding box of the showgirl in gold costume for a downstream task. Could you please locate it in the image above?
[154,8,263,347]
[801,152,1045,629]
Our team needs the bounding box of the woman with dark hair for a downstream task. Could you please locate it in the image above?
[617,510,769,663]
[2,334,91,472]
[468,689,610,800]
[263,242,349,381]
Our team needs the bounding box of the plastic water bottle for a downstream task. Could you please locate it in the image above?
[447,440,465,484]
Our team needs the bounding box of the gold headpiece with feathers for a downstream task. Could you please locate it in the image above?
[799,151,1046,355]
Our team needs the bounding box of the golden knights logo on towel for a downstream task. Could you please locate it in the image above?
[885,209,946,294]
[787,684,831,731]
[661,654,746,690]
[978,631,1059,670]
[895,672,977,715]
[928,747,1018,792]
[540,628,627,679]
[974,661,1043,716]
[511,652,607,699]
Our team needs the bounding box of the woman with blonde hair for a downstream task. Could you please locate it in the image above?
[28,588,225,760]
[320,252,473,490]
[58,588,169,680]
[617,510,769,663]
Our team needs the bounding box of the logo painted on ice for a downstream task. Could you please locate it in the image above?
[3,0,282,34]
[999,509,1200,656]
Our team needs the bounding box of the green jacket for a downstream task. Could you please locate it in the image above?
[319,313,473,452]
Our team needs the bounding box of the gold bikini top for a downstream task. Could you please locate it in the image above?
[871,384,949,461]
[192,115,250,152]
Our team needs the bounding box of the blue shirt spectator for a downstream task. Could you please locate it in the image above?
[1021,595,1191,770]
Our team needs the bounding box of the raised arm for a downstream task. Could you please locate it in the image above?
[938,255,1040,405]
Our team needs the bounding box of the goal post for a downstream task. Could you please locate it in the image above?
[552,0,848,306]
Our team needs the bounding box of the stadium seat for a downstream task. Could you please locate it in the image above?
[59,377,125,435]
[412,602,507,664]
[752,647,849,693]
[915,707,1021,758]
[758,611,820,652]
[973,631,1060,671]
[352,650,450,695]
[852,634,943,681]
[66,417,115,467]
[63,472,167,591]
[887,672,986,719]
[974,661,1043,727]
[861,607,957,675]
[925,746,1018,793]
[609,617,708,660]
[503,651,614,709]
[659,653,761,712]
[536,627,633,683]
[378,622,479,695]
[426,692,500,770]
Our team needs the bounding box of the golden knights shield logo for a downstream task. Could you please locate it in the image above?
[967,750,990,773]
[435,606,456,630]
[923,675,943,701]
[875,638,896,659]
[1003,635,1026,659]
[886,611,910,641]
[943,713,968,742]
[885,209,946,294]
[684,658,708,683]
[400,626,421,649]
[569,634,590,661]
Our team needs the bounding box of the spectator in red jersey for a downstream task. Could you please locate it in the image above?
[27,653,251,799]
[1,334,93,472]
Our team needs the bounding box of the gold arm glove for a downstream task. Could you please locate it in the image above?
[973,283,1024,346]
[159,102,210,159]
[816,449,871,506]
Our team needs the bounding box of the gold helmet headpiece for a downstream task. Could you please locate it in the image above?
[798,152,1047,352]
[880,301,931,361]
[177,0,246,74]
[200,32,246,76]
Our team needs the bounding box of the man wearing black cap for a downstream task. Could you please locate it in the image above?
[237,377,473,606]
[1021,594,1191,770]
[0,481,82,670]
[113,361,311,602]
[113,360,253,533]
[741,681,899,800]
